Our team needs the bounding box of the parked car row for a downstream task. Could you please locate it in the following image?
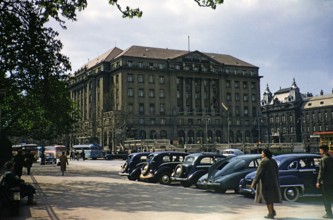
[118,150,322,202]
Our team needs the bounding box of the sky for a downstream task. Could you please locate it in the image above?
[50,0,333,97]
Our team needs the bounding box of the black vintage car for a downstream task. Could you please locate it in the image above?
[196,154,262,193]
[140,151,188,185]
[171,152,227,187]
[239,153,321,202]
[118,152,151,181]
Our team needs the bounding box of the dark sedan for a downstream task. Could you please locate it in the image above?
[140,151,188,184]
[171,152,227,187]
[196,154,262,193]
[118,152,151,180]
[239,153,321,202]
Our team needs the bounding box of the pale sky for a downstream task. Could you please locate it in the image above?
[50,0,333,97]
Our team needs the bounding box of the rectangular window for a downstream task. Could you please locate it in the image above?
[159,63,164,69]
[139,118,144,124]
[139,89,144,97]
[161,118,165,125]
[128,103,133,112]
[226,80,231,88]
[243,94,248,102]
[160,89,165,98]
[127,74,134,82]
[235,93,240,101]
[127,60,133,67]
[251,82,256,89]
[139,103,144,115]
[149,89,155,98]
[127,88,134,97]
[226,93,231,101]
[149,103,155,114]
[160,103,165,114]
[243,82,248,89]
[251,94,256,102]
[234,81,240,89]
[159,76,165,84]
[139,62,143,68]
[244,107,249,116]
[149,75,154,83]
[138,74,144,83]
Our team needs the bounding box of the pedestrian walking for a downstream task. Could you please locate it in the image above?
[70,151,74,161]
[251,149,282,219]
[316,145,333,219]
[81,150,85,161]
[24,150,35,175]
[13,150,24,178]
[59,152,69,176]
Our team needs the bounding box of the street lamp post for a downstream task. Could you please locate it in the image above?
[221,102,229,146]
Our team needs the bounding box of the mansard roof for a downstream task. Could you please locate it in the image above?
[303,94,333,109]
[115,45,257,68]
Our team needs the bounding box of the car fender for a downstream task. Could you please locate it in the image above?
[188,169,208,182]
[155,167,173,177]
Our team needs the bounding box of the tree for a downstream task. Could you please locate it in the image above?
[0,0,224,165]
[0,1,78,144]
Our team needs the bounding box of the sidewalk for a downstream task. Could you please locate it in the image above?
[1,161,327,220]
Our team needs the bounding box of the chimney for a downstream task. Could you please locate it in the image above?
[320,90,324,96]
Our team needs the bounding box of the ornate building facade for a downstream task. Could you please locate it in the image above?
[69,45,262,150]
[261,79,333,147]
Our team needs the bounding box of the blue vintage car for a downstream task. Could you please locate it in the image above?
[196,154,262,193]
[171,152,227,187]
[118,152,151,181]
[239,153,321,202]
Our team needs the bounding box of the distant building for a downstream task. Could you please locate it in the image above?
[68,45,262,150]
[261,79,333,146]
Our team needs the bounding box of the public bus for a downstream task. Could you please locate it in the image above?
[72,144,103,159]
[12,143,39,160]
[123,139,171,152]
[43,145,67,159]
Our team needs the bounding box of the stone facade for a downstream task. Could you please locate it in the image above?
[69,45,261,150]
[261,79,333,146]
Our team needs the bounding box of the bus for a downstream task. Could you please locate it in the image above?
[12,143,39,160]
[72,144,103,159]
[43,145,67,159]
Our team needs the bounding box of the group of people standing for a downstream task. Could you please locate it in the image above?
[251,145,333,219]
[12,150,35,177]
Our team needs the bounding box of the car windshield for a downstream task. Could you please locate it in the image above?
[184,156,195,163]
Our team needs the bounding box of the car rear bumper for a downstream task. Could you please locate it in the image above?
[118,172,129,176]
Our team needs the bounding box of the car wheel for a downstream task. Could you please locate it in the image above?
[127,175,136,181]
[282,187,300,202]
[141,163,150,175]
[214,188,227,193]
[174,164,183,178]
[181,181,192,187]
[160,173,172,185]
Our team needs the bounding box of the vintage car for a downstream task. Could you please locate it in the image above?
[196,154,262,193]
[171,152,227,187]
[140,151,188,184]
[118,152,151,181]
[222,149,244,157]
[44,153,56,164]
[105,152,128,160]
[239,153,321,202]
